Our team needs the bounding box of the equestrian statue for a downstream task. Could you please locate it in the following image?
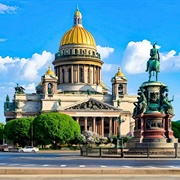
[145,43,160,81]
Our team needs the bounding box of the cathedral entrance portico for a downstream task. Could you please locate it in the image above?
[72,115,119,137]
[62,97,122,137]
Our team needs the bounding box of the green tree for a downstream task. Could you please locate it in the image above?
[4,117,34,147]
[33,112,80,148]
[172,121,180,141]
[0,123,5,144]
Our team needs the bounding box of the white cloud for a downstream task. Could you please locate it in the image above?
[21,51,54,81]
[0,51,54,81]
[160,51,180,71]
[122,40,180,74]
[102,64,112,72]
[22,83,36,93]
[102,63,120,73]
[0,3,18,14]
[122,40,151,74]
[0,82,16,87]
[96,45,116,76]
[0,39,7,42]
[96,45,114,59]
[101,63,120,89]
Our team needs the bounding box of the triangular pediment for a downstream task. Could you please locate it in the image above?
[64,98,121,111]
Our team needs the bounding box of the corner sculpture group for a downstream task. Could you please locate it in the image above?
[132,86,174,118]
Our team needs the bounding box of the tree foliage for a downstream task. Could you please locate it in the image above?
[33,112,80,147]
[0,123,5,143]
[4,117,34,147]
[172,121,180,140]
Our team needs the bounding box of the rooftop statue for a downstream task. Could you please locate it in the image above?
[48,83,53,94]
[145,43,160,81]
[15,83,25,94]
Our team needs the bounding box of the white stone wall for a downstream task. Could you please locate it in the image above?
[42,101,59,111]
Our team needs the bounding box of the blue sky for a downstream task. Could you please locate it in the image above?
[1,0,180,123]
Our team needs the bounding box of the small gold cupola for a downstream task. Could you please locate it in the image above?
[111,67,128,99]
[116,67,125,77]
[41,66,58,95]
[46,66,55,75]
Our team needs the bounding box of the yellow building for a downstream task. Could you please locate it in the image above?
[4,9,137,137]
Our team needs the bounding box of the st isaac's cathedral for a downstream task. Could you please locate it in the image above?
[4,9,137,137]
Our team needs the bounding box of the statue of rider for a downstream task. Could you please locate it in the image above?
[145,43,160,72]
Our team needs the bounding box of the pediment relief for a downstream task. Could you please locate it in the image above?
[64,98,121,111]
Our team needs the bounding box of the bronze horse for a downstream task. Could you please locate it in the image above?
[148,59,160,81]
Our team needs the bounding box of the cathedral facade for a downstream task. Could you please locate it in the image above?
[4,9,137,137]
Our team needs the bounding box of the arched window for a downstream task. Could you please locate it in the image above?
[118,84,123,95]
[79,67,83,82]
[62,69,65,83]
[70,49,72,55]
[80,49,82,54]
[48,83,53,94]
[60,50,63,56]
[65,49,68,54]
[75,49,78,55]
[87,68,90,83]
[68,68,71,83]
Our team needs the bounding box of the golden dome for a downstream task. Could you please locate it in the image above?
[115,67,125,77]
[60,26,96,47]
[60,9,96,47]
[46,66,54,75]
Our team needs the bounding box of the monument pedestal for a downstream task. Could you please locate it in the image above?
[125,81,178,150]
